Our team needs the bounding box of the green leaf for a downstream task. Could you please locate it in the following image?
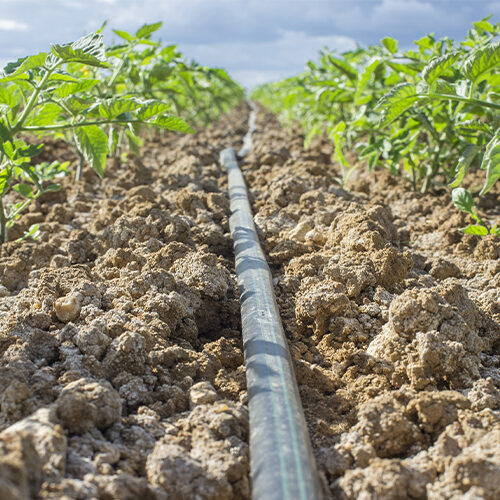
[422,52,460,85]
[327,56,357,80]
[431,79,457,95]
[461,224,489,235]
[479,133,500,195]
[473,19,494,34]
[74,125,108,177]
[452,187,475,214]
[449,145,481,188]
[457,120,492,135]
[0,87,16,108]
[135,22,162,39]
[355,59,380,104]
[48,72,80,83]
[98,98,142,120]
[382,37,398,55]
[113,29,134,42]
[376,83,418,127]
[463,42,500,84]
[54,79,99,98]
[13,183,34,198]
[44,184,61,192]
[153,115,195,133]
[0,168,10,195]
[52,33,110,68]
[0,52,48,82]
[29,102,63,126]
[137,100,171,120]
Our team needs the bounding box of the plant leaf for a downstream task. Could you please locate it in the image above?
[376,83,418,127]
[461,224,489,235]
[137,100,171,120]
[0,52,48,82]
[355,59,380,104]
[479,133,500,195]
[463,42,500,84]
[54,79,100,99]
[29,102,63,126]
[422,52,460,85]
[13,183,34,198]
[113,29,134,42]
[381,37,398,54]
[0,168,10,195]
[153,115,195,133]
[98,98,142,120]
[449,144,481,188]
[52,33,110,68]
[327,56,357,81]
[452,187,475,214]
[135,22,162,39]
[74,125,108,177]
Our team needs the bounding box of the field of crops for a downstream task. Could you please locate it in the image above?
[0,18,499,500]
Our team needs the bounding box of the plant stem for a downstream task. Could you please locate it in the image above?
[21,119,149,132]
[0,196,7,246]
[12,64,57,133]
[415,93,500,111]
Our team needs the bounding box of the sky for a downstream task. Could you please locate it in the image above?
[0,0,498,88]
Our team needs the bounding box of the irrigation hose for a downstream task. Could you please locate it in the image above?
[220,105,323,500]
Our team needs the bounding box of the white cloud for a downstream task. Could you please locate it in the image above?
[0,0,496,87]
[0,19,29,31]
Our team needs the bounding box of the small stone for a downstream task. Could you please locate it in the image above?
[0,285,9,297]
[54,293,83,323]
[189,381,217,408]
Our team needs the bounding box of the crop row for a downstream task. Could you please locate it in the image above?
[0,21,244,246]
[252,17,499,236]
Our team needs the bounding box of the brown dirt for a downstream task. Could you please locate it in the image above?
[0,103,499,499]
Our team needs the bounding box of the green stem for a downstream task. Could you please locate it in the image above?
[12,64,58,133]
[0,196,7,246]
[415,93,500,111]
[20,119,149,132]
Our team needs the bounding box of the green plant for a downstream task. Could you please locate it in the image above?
[0,31,196,246]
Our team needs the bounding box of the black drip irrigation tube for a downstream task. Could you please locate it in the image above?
[220,103,324,500]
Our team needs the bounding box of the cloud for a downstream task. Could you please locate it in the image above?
[0,19,28,31]
[0,0,497,87]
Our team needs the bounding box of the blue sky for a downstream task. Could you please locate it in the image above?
[0,0,498,88]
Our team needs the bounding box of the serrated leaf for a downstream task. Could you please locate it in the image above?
[422,52,460,85]
[463,42,500,84]
[74,125,108,177]
[461,224,489,235]
[54,79,99,99]
[153,115,195,133]
[473,19,494,34]
[386,61,420,76]
[13,183,34,198]
[328,56,357,80]
[0,53,48,82]
[432,79,457,95]
[449,145,481,188]
[0,168,10,195]
[452,187,475,214]
[113,29,134,42]
[98,98,142,120]
[479,133,500,195]
[0,87,16,108]
[457,120,492,135]
[376,83,418,127]
[29,102,63,126]
[48,72,80,83]
[137,100,171,120]
[135,22,162,39]
[62,96,93,115]
[52,33,110,68]
[382,37,398,54]
[355,59,380,104]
